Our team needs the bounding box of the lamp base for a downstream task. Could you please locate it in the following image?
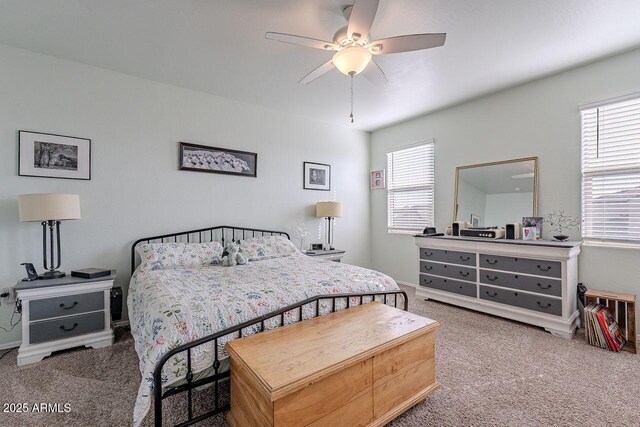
[39,270,66,280]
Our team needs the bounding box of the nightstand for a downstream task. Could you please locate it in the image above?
[15,271,115,366]
[305,249,345,262]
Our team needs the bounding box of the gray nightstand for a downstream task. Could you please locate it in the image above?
[305,249,345,262]
[15,271,116,366]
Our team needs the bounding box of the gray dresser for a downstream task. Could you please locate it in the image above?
[15,272,115,365]
[415,237,581,339]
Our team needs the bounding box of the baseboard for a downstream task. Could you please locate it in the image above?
[112,319,130,328]
[0,340,21,351]
[396,280,418,289]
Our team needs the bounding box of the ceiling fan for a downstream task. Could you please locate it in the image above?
[265,0,446,122]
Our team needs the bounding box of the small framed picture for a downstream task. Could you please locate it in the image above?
[470,214,481,227]
[303,162,331,191]
[19,131,91,180]
[179,142,257,177]
[370,169,385,189]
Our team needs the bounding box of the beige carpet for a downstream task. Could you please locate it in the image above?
[1,284,639,427]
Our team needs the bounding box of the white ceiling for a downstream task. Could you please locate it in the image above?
[1,0,640,131]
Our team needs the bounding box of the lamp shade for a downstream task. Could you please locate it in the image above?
[332,46,372,76]
[316,201,343,218]
[18,193,81,222]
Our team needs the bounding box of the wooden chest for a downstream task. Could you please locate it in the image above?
[226,301,439,427]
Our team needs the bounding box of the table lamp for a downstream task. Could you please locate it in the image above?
[18,193,81,279]
[315,201,343,250]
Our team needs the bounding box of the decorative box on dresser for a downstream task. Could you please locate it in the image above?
[15,272,116,366]
[415,237,581,339]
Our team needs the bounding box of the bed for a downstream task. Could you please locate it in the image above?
[128,226,407,427]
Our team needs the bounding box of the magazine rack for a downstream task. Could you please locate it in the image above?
[585,289,636,354]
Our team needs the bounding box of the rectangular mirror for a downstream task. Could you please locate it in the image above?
[454,157,538,227]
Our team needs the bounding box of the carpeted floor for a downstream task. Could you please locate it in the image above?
[1,284,639,426]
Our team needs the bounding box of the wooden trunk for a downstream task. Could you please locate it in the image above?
[226,301,439,427]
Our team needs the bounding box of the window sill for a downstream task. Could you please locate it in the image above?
[582,239,640,250]
[388,229,421,235]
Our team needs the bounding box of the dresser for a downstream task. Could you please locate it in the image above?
[226,302,439,427]
[15,272,115,366]
[415,236,581,339]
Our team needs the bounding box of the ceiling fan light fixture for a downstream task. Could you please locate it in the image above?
[332,46,372,76]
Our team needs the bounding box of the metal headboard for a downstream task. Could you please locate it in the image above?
[130,225,290,276]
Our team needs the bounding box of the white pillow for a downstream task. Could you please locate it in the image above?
[239,235,297,261]
[136,241,224,270]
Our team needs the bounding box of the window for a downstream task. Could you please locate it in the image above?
[581,93,640,243]
[387,141,435,233]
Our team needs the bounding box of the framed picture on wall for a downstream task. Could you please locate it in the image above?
[303,162,331,191]
[179,142,257,177]
[370,169,385,189]
[18,131,91,180]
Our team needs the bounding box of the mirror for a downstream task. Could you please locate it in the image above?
[454,157,538,227]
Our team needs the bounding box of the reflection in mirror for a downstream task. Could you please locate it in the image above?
[454,158,538,227]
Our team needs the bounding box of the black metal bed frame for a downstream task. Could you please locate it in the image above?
[130,225,409,427]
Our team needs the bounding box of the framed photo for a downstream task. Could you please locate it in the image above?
[370,169,385,189]
[522,216,544,240]
[470,214,481,227]
[19,131,91,180]
[303,162,331,191]
[179,142,257,177]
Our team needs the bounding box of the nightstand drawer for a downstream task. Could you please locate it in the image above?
[29,311,105,344]
[30,291,104,321]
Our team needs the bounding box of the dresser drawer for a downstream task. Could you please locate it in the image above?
[480,270,561,297]
[420,274,477,298]
[479,254,561,278]
[419,248,476,266]
[479,285,562,316]
[420,261,476,282]
[30,291,104,321]
[29,311,105,344]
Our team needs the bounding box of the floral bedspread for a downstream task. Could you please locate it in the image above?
[127,251,398,426]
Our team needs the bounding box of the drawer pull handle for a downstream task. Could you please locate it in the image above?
[424,252,433,257]
[460,256,470,261]
[424,279,433,284]
[424,265,433,270]
[59,301,78,310]
[537,265,552,272]
[486,291,498,297]
[537,283,552,290]
[459,271,470,277]
[486,275,498,281]
[486,259,498,265]
[537,301,552,309]
[60,323,79,332]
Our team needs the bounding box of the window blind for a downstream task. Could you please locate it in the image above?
[581,95,640,242]
[387,141,435,233]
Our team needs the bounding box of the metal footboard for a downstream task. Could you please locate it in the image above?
[153,290,409,426]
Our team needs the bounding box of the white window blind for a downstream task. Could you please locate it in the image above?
[387,141,435,233]
[581,94,640,243]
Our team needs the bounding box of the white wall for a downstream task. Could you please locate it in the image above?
[370,48,640,311]
[0,44,372,347]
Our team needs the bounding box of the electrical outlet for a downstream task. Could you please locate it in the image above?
[1,288,16,304]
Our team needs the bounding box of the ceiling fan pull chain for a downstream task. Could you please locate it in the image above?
[350,74,354,123]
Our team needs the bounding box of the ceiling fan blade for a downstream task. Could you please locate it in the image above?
[370,33,446,55]
[347,0,379,42]
[265,32,337,50]
[362,60,387,85]
[299,60,335,85]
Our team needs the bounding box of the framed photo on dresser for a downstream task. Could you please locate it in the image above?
[303,162,331,191]
[18,131,91,180]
